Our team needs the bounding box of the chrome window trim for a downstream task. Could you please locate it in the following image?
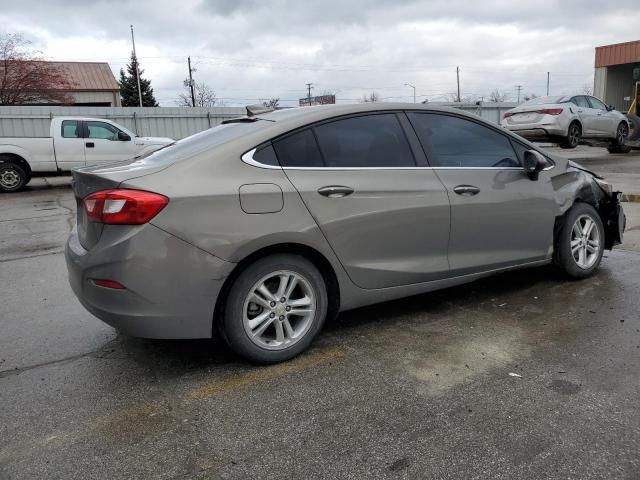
[241,147,555,172]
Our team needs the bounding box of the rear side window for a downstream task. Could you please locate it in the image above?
[273,129,324,168]
[252,143,279,166]
[313,114,416,168]
[573,96,590,108]
[407,113,519,168]
[61,120,81,138]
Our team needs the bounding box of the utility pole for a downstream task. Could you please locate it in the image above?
[515,85,523,103]
[130,25,143,108]
[306,83,314,101]
[546,72,550,96]
[188,57,196,107]
[456,66,461,102]
[405,83,416,103]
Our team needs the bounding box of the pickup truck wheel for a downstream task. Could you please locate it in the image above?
[0,163,27,192]
[553,203,604,279]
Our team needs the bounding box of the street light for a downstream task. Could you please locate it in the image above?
[404,83,416,103]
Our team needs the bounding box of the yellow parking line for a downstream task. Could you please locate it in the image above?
[190,347,346,400]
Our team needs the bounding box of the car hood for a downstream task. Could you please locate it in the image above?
[134,136,174,146]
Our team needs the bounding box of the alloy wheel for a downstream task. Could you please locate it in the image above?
[242,270,316,350]
[617,124,628,145]
[568,125,580,147]
[570,214,601,269]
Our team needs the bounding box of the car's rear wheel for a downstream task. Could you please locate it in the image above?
[0,162,28,193]
[554,203,605,279]
[607,122,631,153]
[221,254,328,364]
[560,122,581,149]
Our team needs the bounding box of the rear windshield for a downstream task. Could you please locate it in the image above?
[522,96,568,106]
[135,121,269,165]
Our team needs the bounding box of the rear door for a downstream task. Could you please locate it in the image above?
[53,119,86,169]
[276,112,451,289]
[84,121,137,165]
[407,112,557,276]
[571,96,599,135]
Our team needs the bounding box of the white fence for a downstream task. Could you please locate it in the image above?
[0,102,517,141]
[0,106,246,140]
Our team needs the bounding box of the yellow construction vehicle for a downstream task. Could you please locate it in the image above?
[622,81,640,150]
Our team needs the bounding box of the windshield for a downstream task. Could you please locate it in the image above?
[522,95,568,106]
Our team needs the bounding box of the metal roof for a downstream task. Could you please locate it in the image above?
[595,40,640,68]
[48,62,120,91]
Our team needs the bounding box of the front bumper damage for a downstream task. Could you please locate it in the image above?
[599,191,625,249]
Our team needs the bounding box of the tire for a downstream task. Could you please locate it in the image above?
[559,122,581,149]
[607,122,631,153]
[553,203,605,279]
[0,162,28,192]
[221,254,328,364]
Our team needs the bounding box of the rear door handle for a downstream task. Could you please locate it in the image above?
[453,185,480,196]
[318,185,354,198]
[85,142,95,148]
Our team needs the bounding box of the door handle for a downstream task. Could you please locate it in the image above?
[577,109,583,113]
[86,142,95,148]
[318,185,354,198]
[453,185,480,196]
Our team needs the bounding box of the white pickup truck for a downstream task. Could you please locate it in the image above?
[0,117,174,192]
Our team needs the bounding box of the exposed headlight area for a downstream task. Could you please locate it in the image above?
[594,177,613,194]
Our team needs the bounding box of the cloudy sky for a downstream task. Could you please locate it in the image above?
[1,0,639,106]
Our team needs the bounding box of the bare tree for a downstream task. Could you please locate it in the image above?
[523,93,538,102]
[0,33,74,105]
[445,92,475,103]
[262,98,280,109]
[360,91,380,103]
[488,89,509,102]
[176,81,216,107]
[582,83,593,95]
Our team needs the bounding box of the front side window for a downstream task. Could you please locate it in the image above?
[61,120,81,138]
[587,97,607,111]
[313,114,415,168]
[407,113,519,168]
[86,121,120,140]
[273,129,324,168]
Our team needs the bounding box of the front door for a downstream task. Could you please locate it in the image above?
[587,96,619,136]
[274,113,451,289]
[407,112,557,276]
[54,119,86,170]
[84,121,137,165]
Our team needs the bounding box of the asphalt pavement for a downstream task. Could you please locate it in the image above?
[1,152,640,479]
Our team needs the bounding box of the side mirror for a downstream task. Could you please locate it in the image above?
[523,150,546,181]
[118,131,131,141]
[607,104,615,111]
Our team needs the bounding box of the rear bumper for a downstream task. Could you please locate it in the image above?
[505,126,567,139]
[65,223,235,339]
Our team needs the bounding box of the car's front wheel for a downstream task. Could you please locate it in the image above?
[560,122,581,149]
[607,122,631,154]
[221,254,328,364]
[554,203,605,279]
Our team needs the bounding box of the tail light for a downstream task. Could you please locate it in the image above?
[537,108,563,115]
[83,189,169,225]
[503,112,513,118]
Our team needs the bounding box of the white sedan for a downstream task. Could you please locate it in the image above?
[501,95,630,153]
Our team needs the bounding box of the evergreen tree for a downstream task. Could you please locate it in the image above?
[118,52,158,107]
